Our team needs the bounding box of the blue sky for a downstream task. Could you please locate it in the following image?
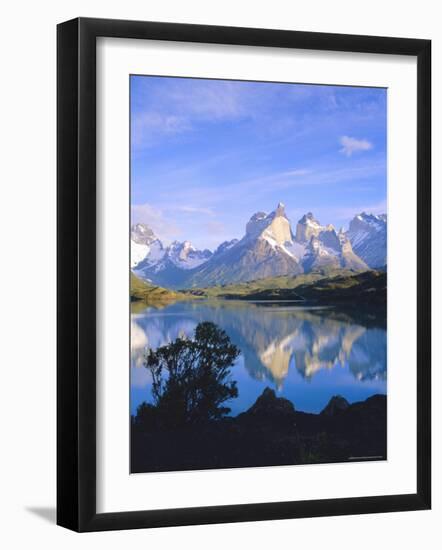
[131,75,387,251]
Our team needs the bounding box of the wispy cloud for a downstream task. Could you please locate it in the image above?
[131,202,221,246]
[131,77,387,249]
[339,135,373,157]
[132,113,191,148]
[131,203,183,242]
[281,169,312,177]
[154,167,312,205]
[204,220,228,243]
[285,199,387,232]
[174,205,214,215]
[132,79,252,149]
[154,160,384,210]
[166,80,246,120]
[330,200,387,221]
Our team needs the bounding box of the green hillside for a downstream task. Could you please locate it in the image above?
[182,268,360,298]
[181,269,386,304]
[131,272,185,305]
[293,270,386,303]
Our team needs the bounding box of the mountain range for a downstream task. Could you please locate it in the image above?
[132,203,387,288]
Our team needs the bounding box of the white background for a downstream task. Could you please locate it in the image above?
[0,0,440,548]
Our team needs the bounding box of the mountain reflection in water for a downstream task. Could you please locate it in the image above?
[130,300,386,415]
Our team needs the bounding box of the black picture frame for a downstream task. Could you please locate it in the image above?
[57,17,431,532]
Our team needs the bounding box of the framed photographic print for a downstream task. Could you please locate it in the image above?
[57,17,431,531]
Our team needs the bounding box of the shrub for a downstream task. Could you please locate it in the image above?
[144,322,239,428]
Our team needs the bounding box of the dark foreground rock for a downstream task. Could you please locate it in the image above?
[321,395,350,416]
[242,387,296,418]
[131,389,386,473]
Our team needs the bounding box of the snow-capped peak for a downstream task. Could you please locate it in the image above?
[131,202,386,288]
[131,223,159,245]
[274,202,286,217]
[295,212,324,243]
[245,211,270,238]
[347,212,387,268]
[244,204,292,245]
[165,240,212,270]
[130,223,164,268]
[355,212,387,227]
[214,239,239,255]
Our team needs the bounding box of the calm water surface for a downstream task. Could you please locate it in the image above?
[130,300,386,416]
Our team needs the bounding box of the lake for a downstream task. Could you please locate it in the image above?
[130,300,386,416]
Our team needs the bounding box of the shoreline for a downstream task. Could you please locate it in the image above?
[131,388,387,474]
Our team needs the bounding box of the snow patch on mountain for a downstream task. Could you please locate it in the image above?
[131,223,213,286]
[300,219,368,272]
[248,202,298,263]
[166,241,213,270]
[284,241,307,261]
[295,212,325,243]
[130,204,384,288]
[131,241,150,268]
[131,223,158,245]
[347,212,387,268]
[214,239,239,256]
[131,223,165,268]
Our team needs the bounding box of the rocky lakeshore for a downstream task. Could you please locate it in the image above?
[131,388,386,473]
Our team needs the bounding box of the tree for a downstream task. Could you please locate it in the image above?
[144,322,239,427]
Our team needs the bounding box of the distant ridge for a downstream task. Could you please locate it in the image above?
[132,203,386,288]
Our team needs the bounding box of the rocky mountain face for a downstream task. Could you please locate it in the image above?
[131,204,386,288]
[295,214,368,272]
[132,224,212,287]
[347,212,387,268]
[187,203,303,287]
[165,241,212,269]
[295,212,324,242]
[131,223,164,269]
